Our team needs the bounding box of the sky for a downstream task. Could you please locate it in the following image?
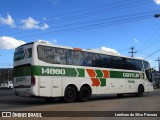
[0,0,160,69]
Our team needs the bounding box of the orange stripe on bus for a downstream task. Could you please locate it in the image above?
[102,70,109,78]
[86,69,96,77]
[91,78,100,86]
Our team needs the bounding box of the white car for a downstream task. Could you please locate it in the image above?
[0,81,13,89]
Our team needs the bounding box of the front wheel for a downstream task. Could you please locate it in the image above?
[63,86,77,103]
[136,85,144,97]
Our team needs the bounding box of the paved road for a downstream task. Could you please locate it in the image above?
[0,89,159,120]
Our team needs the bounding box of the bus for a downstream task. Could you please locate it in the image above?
[13,41,154,102]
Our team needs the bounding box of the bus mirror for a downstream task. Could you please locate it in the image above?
[145,69,152,82]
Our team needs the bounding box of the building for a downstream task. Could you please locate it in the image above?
[0,68,13,83]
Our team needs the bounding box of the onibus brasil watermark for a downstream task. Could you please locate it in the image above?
[1,112,42,118]
[1,111,159,117]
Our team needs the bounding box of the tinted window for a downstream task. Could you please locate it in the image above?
[112,56,126,69]
[127,59,143,71]
[99,55,112,68]
[37,45,144,71]
[88,53,100,67]
[67,50,83,65]
[38,46,67,64]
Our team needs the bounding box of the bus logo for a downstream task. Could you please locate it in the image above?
[41,68,65,75]
[123,73,139,78]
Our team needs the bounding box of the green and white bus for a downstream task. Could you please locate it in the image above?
[13,41,153,102]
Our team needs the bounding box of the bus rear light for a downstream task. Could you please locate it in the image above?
[31,76,36,86]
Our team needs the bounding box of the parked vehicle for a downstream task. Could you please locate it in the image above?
[0,81,13,89]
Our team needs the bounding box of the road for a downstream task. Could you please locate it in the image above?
[0,89,159,120]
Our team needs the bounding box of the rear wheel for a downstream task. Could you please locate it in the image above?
[136,85,144,97]
[63,86,77,103]
[78,86,91,102]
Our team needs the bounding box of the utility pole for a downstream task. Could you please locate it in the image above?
[128,47,137,57]
[155,57,160,87]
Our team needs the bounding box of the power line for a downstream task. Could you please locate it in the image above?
[138,25,160,52]
[0,0,152,33]
[3,11,154,37]
[15,13,152,38]
[145,48,160,58]
[0,10,153,38]
[50,0,151,23]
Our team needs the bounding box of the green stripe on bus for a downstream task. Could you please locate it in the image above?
[99,78,106,87]
[32,66,85,77]
[95,70,103,78]
[14,65,143,80]
[77,68,85,77]
[14,66,31,77]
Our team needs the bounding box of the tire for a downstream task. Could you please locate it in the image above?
[117,94,124,97]
[63,86,77,103]
[78,86,91,102]
[136,85,144,97]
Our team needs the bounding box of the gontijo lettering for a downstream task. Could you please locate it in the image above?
[123,73,139,78]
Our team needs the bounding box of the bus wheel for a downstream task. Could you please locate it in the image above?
[78,86,91,102]
[136,85,144,97]
[63,86,77,103]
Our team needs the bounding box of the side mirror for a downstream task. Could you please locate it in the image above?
[145,69,152,82]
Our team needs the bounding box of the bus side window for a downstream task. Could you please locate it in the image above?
[127,59,137,70]
[111,56,125,69]
[82,52,89,66]
[99,55,112,68]
[91,53,100,67]
[126,59,143,71]
[67,50,83,66]
[55,48,67,64]
[38,46,46,61]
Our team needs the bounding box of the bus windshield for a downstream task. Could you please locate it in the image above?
[14,43,32,61]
